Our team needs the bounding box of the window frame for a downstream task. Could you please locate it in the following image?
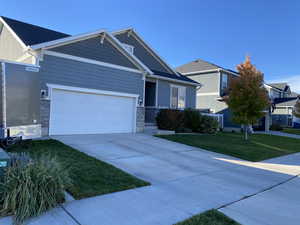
[170,84,186,109]
[220,73,228,96]
[122,43,134,54]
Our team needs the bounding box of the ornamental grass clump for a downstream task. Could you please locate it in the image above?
[0,154,72,225]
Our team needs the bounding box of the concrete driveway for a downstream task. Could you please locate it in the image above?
[1,133,300,225]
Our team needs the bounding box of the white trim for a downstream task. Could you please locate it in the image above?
[182,68,239,77]
[47,84,138,134]
[142,74,146,107]
[1,62,6,132]
[148,74,199,86]
[217,71,221,95]
[0,17,27,49]
[197,92,220,96]
[46,83,140,99]
[170,84,186,109]
[113,29,178,75]
[44,50,143,74]
[0,59,40,68]
[181,69,220,75]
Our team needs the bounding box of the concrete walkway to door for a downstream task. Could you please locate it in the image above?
[1,133,300,225]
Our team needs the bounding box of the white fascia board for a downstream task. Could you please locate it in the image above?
[182,69,221,76]
[0,17,28,49]
[113,28,178,76]
[182,68,239,77]
[197,92,220,96]
[220,69,239,76]
[30,29,106,50]
[47,83,139,99]
[44,50,143,74]
[148,74,199,86]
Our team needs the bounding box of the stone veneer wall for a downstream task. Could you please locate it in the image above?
[136,107,145,132]
[40,99,50,136]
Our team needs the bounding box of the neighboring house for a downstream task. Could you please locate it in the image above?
[176,59,240,130]
[0,16,198,138]
[266,82,299,127]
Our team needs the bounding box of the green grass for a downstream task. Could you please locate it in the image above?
[157,132,300,162]
[282,128,300,135]
[6,140,150,200]
[175,209,241,225]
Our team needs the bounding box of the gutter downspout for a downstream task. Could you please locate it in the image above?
[1,62,6,138]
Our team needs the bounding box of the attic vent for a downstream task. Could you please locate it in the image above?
[122,43,134,54]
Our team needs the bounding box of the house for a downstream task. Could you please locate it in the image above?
[265,82,299,127]
[0,16,199,138]
[176,59,241,130]
[177,59,300,131]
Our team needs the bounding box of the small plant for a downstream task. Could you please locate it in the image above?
[270,123,283,131]
[184,108,202,132]
[199,116,219,134]
[0,154,72,225]
[156,109,184,130]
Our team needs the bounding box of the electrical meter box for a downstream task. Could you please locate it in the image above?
[0,148,10,177]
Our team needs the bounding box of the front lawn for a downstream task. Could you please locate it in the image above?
[6,140,150,199]
[157,132,300,161]
[175,209,241,225]
[282,128,300,135]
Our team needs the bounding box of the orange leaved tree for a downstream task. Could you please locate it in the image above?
[224,56,270,140]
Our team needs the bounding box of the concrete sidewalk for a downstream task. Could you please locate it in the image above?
[1,133,300,225]
[256,130,300,139]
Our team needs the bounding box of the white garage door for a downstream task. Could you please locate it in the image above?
[49,87,137,135]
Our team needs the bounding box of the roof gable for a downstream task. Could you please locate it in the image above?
[176,59,220,74]
[113,29,178,75]
[1,16,69,46]
[268,82,289,91]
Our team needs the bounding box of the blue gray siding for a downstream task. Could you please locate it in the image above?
[40,55,144,100]
[52,37,137,70]
[5,63,40,127]
[157,79,196,108]
[114,33,170,73]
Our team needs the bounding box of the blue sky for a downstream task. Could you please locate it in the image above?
[1,0,300,92]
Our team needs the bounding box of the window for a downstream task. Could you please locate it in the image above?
[171,85,186,109]
[221,73,228,96]
[122,43,134,54]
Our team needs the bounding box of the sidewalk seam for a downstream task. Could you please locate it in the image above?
[61,205,82,225]
[217,173,299,209]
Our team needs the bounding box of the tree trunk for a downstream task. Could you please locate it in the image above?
[244,124,248,141]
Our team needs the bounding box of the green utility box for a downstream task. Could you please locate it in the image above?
[0,148,10,178]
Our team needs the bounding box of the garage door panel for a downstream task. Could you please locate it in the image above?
[49,89,136,135]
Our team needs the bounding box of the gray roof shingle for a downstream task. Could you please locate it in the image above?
[176,59,219,74]
[1,16,70,46]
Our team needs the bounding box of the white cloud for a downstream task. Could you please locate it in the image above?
[268,75,300,93]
